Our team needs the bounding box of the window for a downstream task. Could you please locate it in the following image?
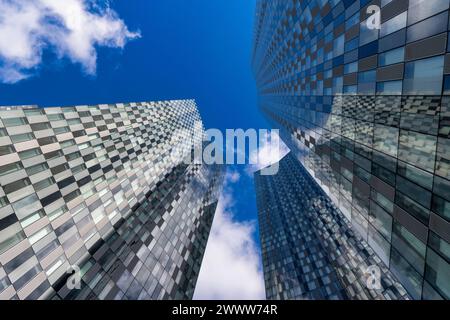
[407,11,448,43]
[360,19,379,46]
[397,175,431,210]
[0,145,15,156]
[444,75,450,95]
[373,124,399,157]
[25,162,49,176]
[29,226,52,245]
[0,128,6,137]
[11,133,35,143]
[358,70,376,94]
[368,226,391,265]
[2,117,27,127]
[429,232,450,262]
[72,163,86,174]
[11,194,39,219]
[60,139,75,148]
[47,114,64,121]
[369,201,392,240]
[66,151,81,161]
[0,227,25,255]
[345,12,359,30]
[0,162,23,177]
[380,12,407,38]
[21,209,45,228]
[399,130,437,172]
[64,189,81,203]
[38,136,57,146]
[408,0,450,26]
[398,161,433,190]
[377,81,403,95]
[379,47,404,66]
[425,248,450,299]
[73,130,86,138]
[34,177,55,191]
[54,126,70,135]
[344,62,358,74]
[4,178,31,194]
[371,188,394,213]
[390,248,423,299]
[62,107,76,113]
[48,206,68,221]
[18,148,42,160]
[23,109,44,116]
[51,163,70,175]
[343,85,357,94]
[333,34,345,57]
[345,37,359,52]
[392,222,426,273]
[0,196,9,207]
[67,118,82,125]
[30,122,52,131]
[44,150,63,161]
[404,56,444,95]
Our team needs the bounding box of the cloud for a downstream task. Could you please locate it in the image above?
[194,171,265,300]
[246,132,290,175]
[0,0,140,83]
[225,169,240,183]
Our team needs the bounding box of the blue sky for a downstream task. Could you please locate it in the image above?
[0,0,275,299]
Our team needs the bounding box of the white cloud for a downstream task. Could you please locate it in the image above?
[246,132,290,175]
[225,169,240,183]
[194,171,265,300]
[0,0,140,83]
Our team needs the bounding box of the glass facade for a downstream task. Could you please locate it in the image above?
[0,101,224,300]
[252,0,450,299]
[255,153,408,300]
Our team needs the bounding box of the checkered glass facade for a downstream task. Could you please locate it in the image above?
[255,153,409,300]
[0,100,224,300]
[252,0,450,299]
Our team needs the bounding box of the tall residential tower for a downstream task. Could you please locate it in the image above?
[253,0,450,299]
[0,100,223,300]
[255,153,408,300]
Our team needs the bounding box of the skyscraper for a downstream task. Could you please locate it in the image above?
[0,100,224,300]
[252,0,449,299]
[255,152,408,300]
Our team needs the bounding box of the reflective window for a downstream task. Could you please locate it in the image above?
[425,249,450,299]
[18,148,42,160]
[360,19,379,46]
[358,70,376,94]
[11,132,35,143]
[408,0,450,25]
[0,145,15,156]
[379,47,404,66]
[0,162,23,177]
[3,117,28,127]
[404,56,444,95]
[380,12,407,38]
[398,130,437,172]
[377,81,403,95]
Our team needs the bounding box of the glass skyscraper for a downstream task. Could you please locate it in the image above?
[255,152,408,300]
[0,100,224,300]
[252,0,449,299]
